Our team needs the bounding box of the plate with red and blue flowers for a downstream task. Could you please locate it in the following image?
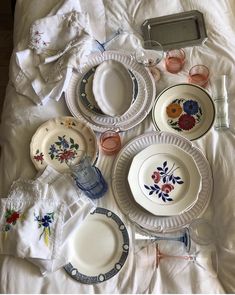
[152,83,215,141]
[30,116,98,172]
[127,143,201,216]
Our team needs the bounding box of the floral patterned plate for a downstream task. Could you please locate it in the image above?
[30,116,98,172]
[128,144,201,216]
[152,83,215,141]
[111,131,213,232]
[64,207,129,284]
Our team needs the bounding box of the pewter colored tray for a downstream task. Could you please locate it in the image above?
[141,10,207,50]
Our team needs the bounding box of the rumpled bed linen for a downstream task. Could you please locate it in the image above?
[0,0,235,293]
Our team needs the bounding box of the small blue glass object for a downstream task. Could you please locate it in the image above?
[69,155,108,199]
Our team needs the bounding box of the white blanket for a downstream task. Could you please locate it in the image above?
[1,0,235,293]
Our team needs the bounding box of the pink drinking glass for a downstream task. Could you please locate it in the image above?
[100,130,121,156]
[165,49,185,74]
[188,65,209,87]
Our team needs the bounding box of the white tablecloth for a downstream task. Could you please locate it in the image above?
[1,0,235,293]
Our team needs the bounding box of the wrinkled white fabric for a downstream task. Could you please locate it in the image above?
[0,165,95,275]
[1,0,235,293]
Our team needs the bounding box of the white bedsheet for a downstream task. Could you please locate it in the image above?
[1,0,235,293]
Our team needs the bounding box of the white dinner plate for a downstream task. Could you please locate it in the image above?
[128,144,201,216]
[65,50,156,132]
[92,60,133,116]
[78,66,138,116]
[30,116,98,172]
[64,207,129,284]
[152,83,215,141]
[111,131,213,232]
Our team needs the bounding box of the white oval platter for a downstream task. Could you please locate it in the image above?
[64,207,129,284]
[30,116,98,172]
[152,83,215,141]
[92,60,133,116]
[111,131,213,232]
[128,144,201,216]
[65,50,156,132]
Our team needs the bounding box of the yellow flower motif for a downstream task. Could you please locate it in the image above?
[64,118,75,128]
[166,103,182,118]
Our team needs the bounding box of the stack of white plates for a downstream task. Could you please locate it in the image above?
[111,131,213,232]
[65,50,156,132]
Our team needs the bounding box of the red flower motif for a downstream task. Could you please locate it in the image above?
[6,211,20,224]
[151,171,161,183]
[178,114,196,130]
[34,153,44,164]
[161,183,174,194]
[59,150,75,162]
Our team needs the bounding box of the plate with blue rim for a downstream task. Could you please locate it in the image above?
[78,65,138,116]
[64,207,129,284]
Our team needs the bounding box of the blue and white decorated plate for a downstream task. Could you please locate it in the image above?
[64,207,129,284]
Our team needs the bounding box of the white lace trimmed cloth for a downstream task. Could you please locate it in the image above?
[13,0,106,105]
[0,165,95,275]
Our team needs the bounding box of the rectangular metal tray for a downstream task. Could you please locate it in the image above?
[141,10,207,50]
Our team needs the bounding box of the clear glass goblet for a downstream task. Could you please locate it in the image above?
[134,40,164,67]
[188,218,216,246]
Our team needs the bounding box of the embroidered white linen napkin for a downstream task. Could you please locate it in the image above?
[0,165,96,275]
[13,0,106,105]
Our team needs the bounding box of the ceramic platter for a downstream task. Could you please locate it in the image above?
[30,116,98,172]
[111,131,213,232]
[79,65,138,116]
[92,60,134,116]
[65,50,156,132]
[128,144,201,216]
[64,207,129,284]
[152,83,215,141]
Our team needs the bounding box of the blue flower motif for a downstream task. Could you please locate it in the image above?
[183,100,199,115]
[60,137,69,149]
[49,144,57,154]
[41,215,52,227]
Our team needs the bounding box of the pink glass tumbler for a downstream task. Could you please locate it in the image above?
[188,65,209,88]
[100,130,121,156]
[165,49,185,74]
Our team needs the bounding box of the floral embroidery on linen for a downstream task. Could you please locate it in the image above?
[1,209,21,232]
[35,212,54,247]
[30,29,50,50]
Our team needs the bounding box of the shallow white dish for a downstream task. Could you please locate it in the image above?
[64,207,129,284]
[111,131,213,232]
[65,50,156,132]
[78,66,138,116]
[92,60,133,116]
[30,116,98,172]
[128,144,201,216]
[152,83,215,141]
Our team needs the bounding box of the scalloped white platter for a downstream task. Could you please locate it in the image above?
[92,60,133,116]
[111,131,213,232]
[64,207,129,284]
[128,144,201,216]
[65,50,156,132]
[30,116,98,172]
[152,83,215,141]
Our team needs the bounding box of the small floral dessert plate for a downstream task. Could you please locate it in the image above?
[30,116,98,172]
[128,144,201,216]
[152,83,215,141]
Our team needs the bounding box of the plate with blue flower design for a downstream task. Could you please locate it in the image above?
[152,83,215,141]
[128,144,201,216]
[30,116,98,172]
[64,207,129,284]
